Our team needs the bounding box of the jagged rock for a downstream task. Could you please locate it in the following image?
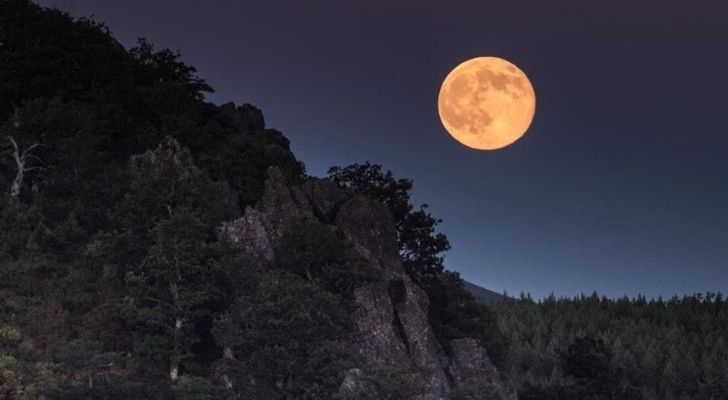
[256,168,316,244]
[352,283,409,366]
[219,167,315,261]
[339,369,379,400]
[129,136,200,180]
[216,102,238,124]
[335,196,402,275]
[220,167,509,399]
[392,278,449,398]
[263,128,293,151]
[130,136,241,220]
[300,179,348,223]
[215,102,266,134]
[447,338,510,399]
[218,207,273,262]
[330,195,450,399]
[238,103,266,132]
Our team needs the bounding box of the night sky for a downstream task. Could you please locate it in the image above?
[36,0,728,299]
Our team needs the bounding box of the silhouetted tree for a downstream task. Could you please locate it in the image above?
[328,162,449,283]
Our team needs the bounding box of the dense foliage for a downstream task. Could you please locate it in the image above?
[494,293,728,400]
[0,1,330,397]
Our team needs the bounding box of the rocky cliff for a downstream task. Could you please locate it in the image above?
[220,168,510,399]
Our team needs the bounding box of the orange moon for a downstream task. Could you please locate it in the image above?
[438,57,536,150]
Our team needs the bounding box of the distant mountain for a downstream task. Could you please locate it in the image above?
[464,281,508,304]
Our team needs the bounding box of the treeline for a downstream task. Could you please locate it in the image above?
[494,293,728,400]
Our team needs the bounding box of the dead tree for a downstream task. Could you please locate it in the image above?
[6,136,42,198]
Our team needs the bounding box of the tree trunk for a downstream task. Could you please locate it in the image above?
[8,136,23,198]
[222,346,235,389]
[223,375,233,390]
[170,316,183,382]
[223,346,234,359]
[6,136,41,198]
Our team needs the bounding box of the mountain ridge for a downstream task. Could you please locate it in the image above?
[463,281,508,304]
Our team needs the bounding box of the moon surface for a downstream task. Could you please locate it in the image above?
[438,57,536,150]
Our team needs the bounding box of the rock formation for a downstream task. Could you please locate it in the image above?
[221,167,510,399]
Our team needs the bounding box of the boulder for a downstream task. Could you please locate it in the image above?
[218,207,273,262]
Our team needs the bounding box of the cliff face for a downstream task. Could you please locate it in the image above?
[221,168,509,399]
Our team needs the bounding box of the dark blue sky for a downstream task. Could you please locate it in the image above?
[37,0,728,298]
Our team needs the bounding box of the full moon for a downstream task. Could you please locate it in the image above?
[438,57,536,150]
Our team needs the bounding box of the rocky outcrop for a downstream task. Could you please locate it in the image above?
[219,208,274,261]
[219,168,315,261]
[340,368,379,400]
[335,196,402,276]
[217,102,266,134]
[220,167,509,399]
[448,338,510,398]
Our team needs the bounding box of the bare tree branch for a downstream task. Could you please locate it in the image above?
[23,142,43,156]
[6,136,43,198]
[8,136,22,197]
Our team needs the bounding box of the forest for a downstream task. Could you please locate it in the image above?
[494,293,728,399]
[0,1,726,399]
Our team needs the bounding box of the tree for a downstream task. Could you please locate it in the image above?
[560,336,619,398]
[0,0,129,119]
[275,219,380,293]
[119,209,223,382]
[275,219,344,282]
[0,191,41,257]
[212,271,356,399]
[111,136,238,270]
[327,163,449,283]
[4,136,42,198]
[115,138,235,384]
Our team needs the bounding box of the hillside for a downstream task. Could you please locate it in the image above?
[0,2,508,398]
[463,281,507,304]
